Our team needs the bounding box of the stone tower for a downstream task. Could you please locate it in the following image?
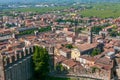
[75,19,78,38]
[0,55,5,80]
[88,27,93,44]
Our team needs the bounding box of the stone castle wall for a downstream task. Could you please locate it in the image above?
[0,46,34,80]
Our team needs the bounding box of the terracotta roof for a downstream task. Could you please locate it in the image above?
[0,29,12,34]
[55,44,62,49]
[95,56,113,70]
[54,55,67,64]
[114,41,120,47]
[80,55,97,62]
[25,35,37,40]
[60,47,71,53]
[62,59,76,68]
[104,44,113,49]
[104,48,114,52]
[104,26,113,30]
[76,43,98,52]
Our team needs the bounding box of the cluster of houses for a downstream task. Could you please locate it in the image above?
[0,11,120,80]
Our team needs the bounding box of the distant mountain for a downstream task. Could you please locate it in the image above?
[0,0,120,3]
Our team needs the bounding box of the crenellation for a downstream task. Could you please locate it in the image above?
[27,48,29,54]
[6,57,10,65]
[16,53,19,60]
[19,51,23,59]
[1,49,33,67]
[9,56,12,64]
[0,46,34,80]
[23,47,27,56]
[11,55,15,63]
[31,46,34,53]
[21,51,25,58]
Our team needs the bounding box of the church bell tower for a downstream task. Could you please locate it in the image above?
[88,27,93,44]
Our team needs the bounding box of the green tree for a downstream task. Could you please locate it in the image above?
[92,26,102,34]
[65,44,73,49]
[76,28,82,33]
[38,26,51,32]
[91,67,100,73]
[91,48,100,56]
[33,46,49,80]
[110,30,118,37]
[55,64,65,73]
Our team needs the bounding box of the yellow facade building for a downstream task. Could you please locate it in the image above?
[71,48,80,61]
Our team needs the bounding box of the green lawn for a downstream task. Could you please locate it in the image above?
[80,3,120,18]
[2,5,81,15]
[13,3,120,18]
[3,6,69,14]
[3,3,120,18]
